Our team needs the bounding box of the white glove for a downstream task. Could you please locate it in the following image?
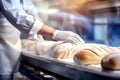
[52,30,84,45]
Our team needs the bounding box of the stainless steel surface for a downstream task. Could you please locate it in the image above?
[20,52,120,80]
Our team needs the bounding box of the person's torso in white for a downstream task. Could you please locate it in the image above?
[0,9,21,75]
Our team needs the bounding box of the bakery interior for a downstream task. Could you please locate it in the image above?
[16,0,120,80]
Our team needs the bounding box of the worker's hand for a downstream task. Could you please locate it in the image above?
[52,30,84,45]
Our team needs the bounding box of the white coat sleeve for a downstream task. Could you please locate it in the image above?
[0,0,43,35]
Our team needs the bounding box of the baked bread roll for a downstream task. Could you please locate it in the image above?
[21,39,36,51]
[73,43,120,65]
[101,53,120,70]
[51,43,75,58]
[73,49,102,65]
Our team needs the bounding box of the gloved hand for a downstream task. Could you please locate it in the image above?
[52,30,84,45]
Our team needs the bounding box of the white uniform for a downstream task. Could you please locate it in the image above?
[0,13,21,75]
[0,0,43,75]
[0,0,85,76]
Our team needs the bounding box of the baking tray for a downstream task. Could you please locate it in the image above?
[20,52,120,80]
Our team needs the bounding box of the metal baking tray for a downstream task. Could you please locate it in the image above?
[19,52,120,80]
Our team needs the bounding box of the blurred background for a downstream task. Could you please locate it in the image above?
[29,0,120,47]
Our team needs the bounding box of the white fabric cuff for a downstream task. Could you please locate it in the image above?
[29,19,44,35]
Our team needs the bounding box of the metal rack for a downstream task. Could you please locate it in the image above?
[19,53,120,80]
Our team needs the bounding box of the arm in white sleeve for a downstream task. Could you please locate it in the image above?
[0,0,43,34]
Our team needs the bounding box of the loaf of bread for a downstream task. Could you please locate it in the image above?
[21,39,62,55]
[73,43,120,65]
[101,53,120,70]
[73,49,102,65]
[21,39,36,51]
[51,43,74,58]
[35,41,62,55]
[44,42,82,59]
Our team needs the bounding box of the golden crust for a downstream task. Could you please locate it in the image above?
[73,49,102,65]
